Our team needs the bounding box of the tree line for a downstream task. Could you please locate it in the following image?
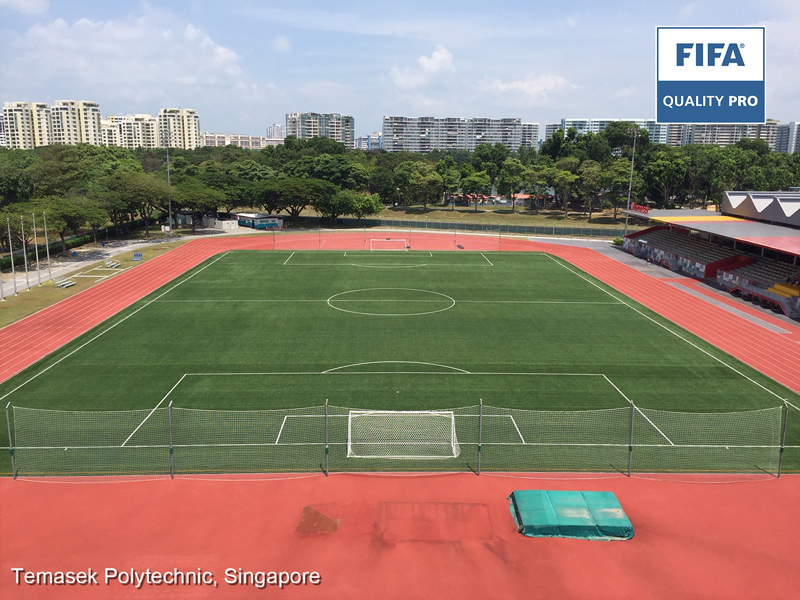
[1,122,798,253]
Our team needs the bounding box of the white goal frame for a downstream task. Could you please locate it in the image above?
[369,238,408,251]
[347,409,460,459]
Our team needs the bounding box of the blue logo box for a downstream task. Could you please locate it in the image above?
[656,27,765,124]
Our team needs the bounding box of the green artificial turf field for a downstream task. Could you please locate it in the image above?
[2,250,797,476]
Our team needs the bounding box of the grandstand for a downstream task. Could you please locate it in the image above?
[622,192,800,319]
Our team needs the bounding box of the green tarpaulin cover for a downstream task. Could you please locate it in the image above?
[508,490,634,540]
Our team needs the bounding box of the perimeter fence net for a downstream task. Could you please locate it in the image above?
[7,404,787,478]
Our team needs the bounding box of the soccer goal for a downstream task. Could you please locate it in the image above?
[369,238,408,251]
[347,410,460,459]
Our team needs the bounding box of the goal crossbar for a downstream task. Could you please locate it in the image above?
[347,410,460,459]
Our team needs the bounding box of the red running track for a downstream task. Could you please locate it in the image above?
[1,473,798,599]
[2,232,799,394]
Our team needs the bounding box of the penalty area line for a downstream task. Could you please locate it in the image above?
[121,374,187,447]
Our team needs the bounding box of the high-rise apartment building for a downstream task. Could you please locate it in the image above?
[158,108,201,150]
[0,115,5,148]
[355,131,382,150]
[558,119,669,145]
[102,114,160,149]
[2,102,53,149]
[776,122,799,154]
[201,132,283,149]
[49,100,103,146]
[382,116,538,153]
[266,123,286,139]
[285,113,355,148]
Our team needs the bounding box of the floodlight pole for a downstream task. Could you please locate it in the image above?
[167,137,172,234]
[43,212,52,281]
[32,213,41,286]
[7,218,17,295]
[20,216,30,291]
[623,129,639,237]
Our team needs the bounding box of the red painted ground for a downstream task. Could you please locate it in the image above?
[1,474,798,600]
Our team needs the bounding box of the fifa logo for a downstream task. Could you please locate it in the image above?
[676,43,745,67]
[656,27,765,124]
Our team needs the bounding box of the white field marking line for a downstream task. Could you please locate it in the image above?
[323,361,471,374]
[183,370,608,377]
[0,252,230,405]
[544,254,791,404]
[283,252,294,265]
[274,415,288,445]
[509,414,525,444]
[602,374,674,446]
[481,253,494,266]
[121,374,188,447]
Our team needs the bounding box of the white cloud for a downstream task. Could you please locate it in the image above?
[272,35,290,53]
[486,74,575,104]
[2,8,265,115]
[0,0,48,14]
[390,45,454,90]
[678,3,697,19]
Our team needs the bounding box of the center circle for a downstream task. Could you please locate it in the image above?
[327,288,456,316]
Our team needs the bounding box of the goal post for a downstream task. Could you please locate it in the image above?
[369,238,408,251]
[347,410,460,459]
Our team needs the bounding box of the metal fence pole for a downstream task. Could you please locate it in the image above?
[628,403,635,477]
[324,400,329,477]
[5,403,16,480]
[777,402,789,479]
[168,401,174,479]
[477,399,483,476]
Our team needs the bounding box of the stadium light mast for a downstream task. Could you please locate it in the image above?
[162,130,173,237]
[623,128,639,237]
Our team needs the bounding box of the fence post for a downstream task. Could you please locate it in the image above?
[324,400,329,477]
[5,403,16,480]
[628,403,635,477]
[777,402,789,478]
[477,399,483,476]
[168,401,174,479]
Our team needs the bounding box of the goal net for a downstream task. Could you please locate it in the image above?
[369,238,408,251]
[347,410,460,459]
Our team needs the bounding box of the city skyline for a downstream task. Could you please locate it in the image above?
[1,1,798,137]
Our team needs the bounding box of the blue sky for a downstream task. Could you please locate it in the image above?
[1,0,798,137]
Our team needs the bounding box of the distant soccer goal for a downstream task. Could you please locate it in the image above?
[369,238,408,251]
[347,410,460,459]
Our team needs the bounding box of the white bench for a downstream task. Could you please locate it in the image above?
[54,278,76,289]
[105,259,121,268]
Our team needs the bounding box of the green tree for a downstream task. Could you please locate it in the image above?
[577,160,604,219]
[461,171,491,211]
[275,178,336,222]
[348,193,384,224]
[496,157,527,212]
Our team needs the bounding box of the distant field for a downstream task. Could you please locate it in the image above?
[1,250,796,476]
